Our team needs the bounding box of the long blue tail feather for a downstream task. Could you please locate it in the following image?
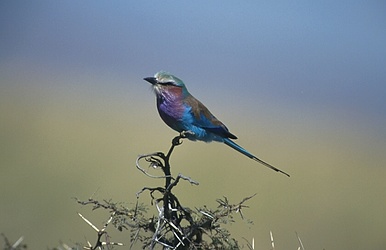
[223,138,290,177]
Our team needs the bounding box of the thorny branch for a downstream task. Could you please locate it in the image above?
[78,212,123,250]
[76,133,255,249]
[135,134,200,249]
[1,233,26,250]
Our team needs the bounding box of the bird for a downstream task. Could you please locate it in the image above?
[143,71,290,177]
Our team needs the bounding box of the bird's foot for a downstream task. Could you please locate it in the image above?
[180,130,195,138]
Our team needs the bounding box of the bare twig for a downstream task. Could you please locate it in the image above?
[296,231,305,250]
[78,212,123,250]
[136,152,172,179]
[0,234,26,250]
[270,230,275,250]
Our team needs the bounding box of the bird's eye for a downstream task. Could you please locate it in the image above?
[160,81,175,86]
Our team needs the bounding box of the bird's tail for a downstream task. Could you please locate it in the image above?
[223,138,290,177]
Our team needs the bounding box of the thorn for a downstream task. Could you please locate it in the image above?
[78,213,100,232]
[12,236,24,248]
[270,231,275,250]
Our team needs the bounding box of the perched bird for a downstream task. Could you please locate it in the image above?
[144,71,289,177]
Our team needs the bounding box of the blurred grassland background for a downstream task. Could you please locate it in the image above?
[1,1,386,249]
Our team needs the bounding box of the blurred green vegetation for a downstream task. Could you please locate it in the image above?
[1,65,386,249]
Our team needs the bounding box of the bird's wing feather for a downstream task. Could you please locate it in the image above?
[184,95,237,139]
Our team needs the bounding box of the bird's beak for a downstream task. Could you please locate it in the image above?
[143,77,157,85]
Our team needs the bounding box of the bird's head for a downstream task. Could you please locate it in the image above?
[144,71,188,96]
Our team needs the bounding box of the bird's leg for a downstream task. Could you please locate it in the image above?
[180,130,195,139]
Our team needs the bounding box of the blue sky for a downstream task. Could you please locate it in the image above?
[2,1,385,122]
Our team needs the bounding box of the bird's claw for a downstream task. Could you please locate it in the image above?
[180,130,195,138]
